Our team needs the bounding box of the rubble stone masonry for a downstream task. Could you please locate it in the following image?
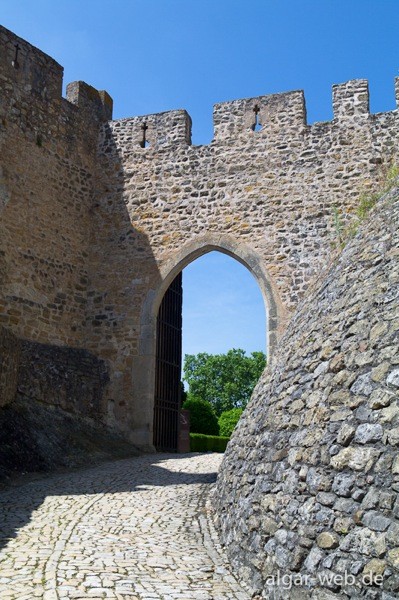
[214,188,399,599]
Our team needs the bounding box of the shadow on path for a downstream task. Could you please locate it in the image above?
[0,452,218,553]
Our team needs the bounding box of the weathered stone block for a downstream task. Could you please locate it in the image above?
[316,532,339,549]
[330,447,380,471]
[354,424,384,444]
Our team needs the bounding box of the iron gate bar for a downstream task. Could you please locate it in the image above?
[153,272,183,451]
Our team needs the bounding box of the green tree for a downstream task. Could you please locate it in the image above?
[182,396,219,435]
[183,348,266,416]
[218,408,244,437]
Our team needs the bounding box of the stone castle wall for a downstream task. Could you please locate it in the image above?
[214,189,399,598]
[0,26,112,415]
[90,77,399,444]
[1,25,399,448]
[0,25,111,348]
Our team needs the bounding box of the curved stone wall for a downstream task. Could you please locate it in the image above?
[214,189,399,599]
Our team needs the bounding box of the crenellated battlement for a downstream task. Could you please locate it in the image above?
[213,89,307,141]
[103,77,399,152]
[332,79,370,119]
[1,20,399,155]
[0,25,63,106]
[0,25,112,154]
[2,19,399,156]
[211,77,399,143]
[66,81,113,122]
[103,110,192,155]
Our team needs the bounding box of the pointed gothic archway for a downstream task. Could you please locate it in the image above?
[136,233,286,451]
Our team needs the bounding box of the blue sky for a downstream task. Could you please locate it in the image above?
[2,0,398,358]
[182,252,266,357]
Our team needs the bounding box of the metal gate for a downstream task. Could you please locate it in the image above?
[153,273,183,452]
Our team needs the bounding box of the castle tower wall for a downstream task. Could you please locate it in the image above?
[0,26,112,417]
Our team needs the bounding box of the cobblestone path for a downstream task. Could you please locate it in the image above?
[0,453,249,600]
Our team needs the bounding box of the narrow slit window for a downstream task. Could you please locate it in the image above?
[140,121,151,148]
[252,104,262,132]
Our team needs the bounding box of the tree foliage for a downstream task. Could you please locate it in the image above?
[183,348,266,416]
[182,396,219,436]
[218,408,244,437]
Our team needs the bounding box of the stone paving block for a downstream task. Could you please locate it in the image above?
[0,453,249,599]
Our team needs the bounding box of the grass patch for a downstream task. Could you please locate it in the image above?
[190,433,230,453]
[332,162,398,249]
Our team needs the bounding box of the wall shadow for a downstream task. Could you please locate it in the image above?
[0,453,218,552]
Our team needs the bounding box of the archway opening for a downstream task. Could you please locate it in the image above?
[153,250,267,451]
[182,251,266,357]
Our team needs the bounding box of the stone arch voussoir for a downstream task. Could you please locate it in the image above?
[141,232,286,362]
